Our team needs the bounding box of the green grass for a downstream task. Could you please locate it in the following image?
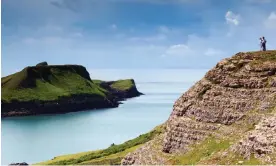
[92,79,103,85]
[257,51,276,61]
[247,51,276,65]
[110,79,135,91]
[78,145,142,165]
[1,66,107,102]
[170,137,231,165]
[1,65,140,103]
[211,152,261,165]
[35,125,164,165]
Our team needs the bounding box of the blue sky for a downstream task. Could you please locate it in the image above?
[2,0,276,76]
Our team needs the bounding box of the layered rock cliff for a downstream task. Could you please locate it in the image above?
[122,50,276,165]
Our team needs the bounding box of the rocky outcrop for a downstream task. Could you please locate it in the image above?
[122,134,169,165]
[1,94,118,118]
[99,79,143,99]
[122,51,276,165]
[232,115,276,162]
[163,51,276,153]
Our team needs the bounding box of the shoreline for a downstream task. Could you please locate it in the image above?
[2,91,143,118]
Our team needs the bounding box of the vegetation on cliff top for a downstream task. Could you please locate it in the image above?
[110,79,136,91]
[1,64,139,103]
[35,125,164,165]
[93,79,137,91]
[2,66,106,102]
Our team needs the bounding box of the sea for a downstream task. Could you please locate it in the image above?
[1,69,207,164]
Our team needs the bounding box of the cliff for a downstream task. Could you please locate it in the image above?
[122,50,276,165]
[1,63,142,117]
[35,50,276,165]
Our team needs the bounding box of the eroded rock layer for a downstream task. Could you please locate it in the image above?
[232,115,276,162]
[122,51,276,165]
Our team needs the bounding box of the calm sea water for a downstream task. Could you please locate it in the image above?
[1,69,207,164]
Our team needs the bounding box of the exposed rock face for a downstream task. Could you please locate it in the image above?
[232,115,276,162]
[122,51,276,165]
[122,134,169,165]
[1,94,118,117]
[99,79,143,99]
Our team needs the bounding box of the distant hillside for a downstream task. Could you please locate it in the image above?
[1,62,142,117]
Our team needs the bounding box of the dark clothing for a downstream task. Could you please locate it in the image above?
[261,39,267,51]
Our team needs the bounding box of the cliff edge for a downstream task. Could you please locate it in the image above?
[1,63,142,117]
[122,50,276,165]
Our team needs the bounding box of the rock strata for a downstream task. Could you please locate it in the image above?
[122,51,276,165]
[232,115,276,162]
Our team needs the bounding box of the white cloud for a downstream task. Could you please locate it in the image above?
[2,0,276,75]
[162,42,225,58]
[162,44,194,57]
[110,24,117,30]
[265,12,276,28]
[268,12,276,19]
[225,11,241,26]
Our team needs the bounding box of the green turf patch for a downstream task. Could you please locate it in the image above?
[206,152,261,165]
[1,65,107,102]
[170,137,231,165]
[35,125,164,165]
[110,79,135,91]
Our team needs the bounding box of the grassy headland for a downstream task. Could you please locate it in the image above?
[1,63,142,117]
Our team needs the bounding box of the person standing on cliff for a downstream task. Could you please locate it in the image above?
[260,37,263,51]
[261,36,267,51]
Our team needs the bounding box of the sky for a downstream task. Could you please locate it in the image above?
[1,0,276,76]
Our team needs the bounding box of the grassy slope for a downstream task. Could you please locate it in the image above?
[35,125,164,165]
[1,66,107,102]
[1,66,137,103]
[167,136,261,165]
[110,79,135,91]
